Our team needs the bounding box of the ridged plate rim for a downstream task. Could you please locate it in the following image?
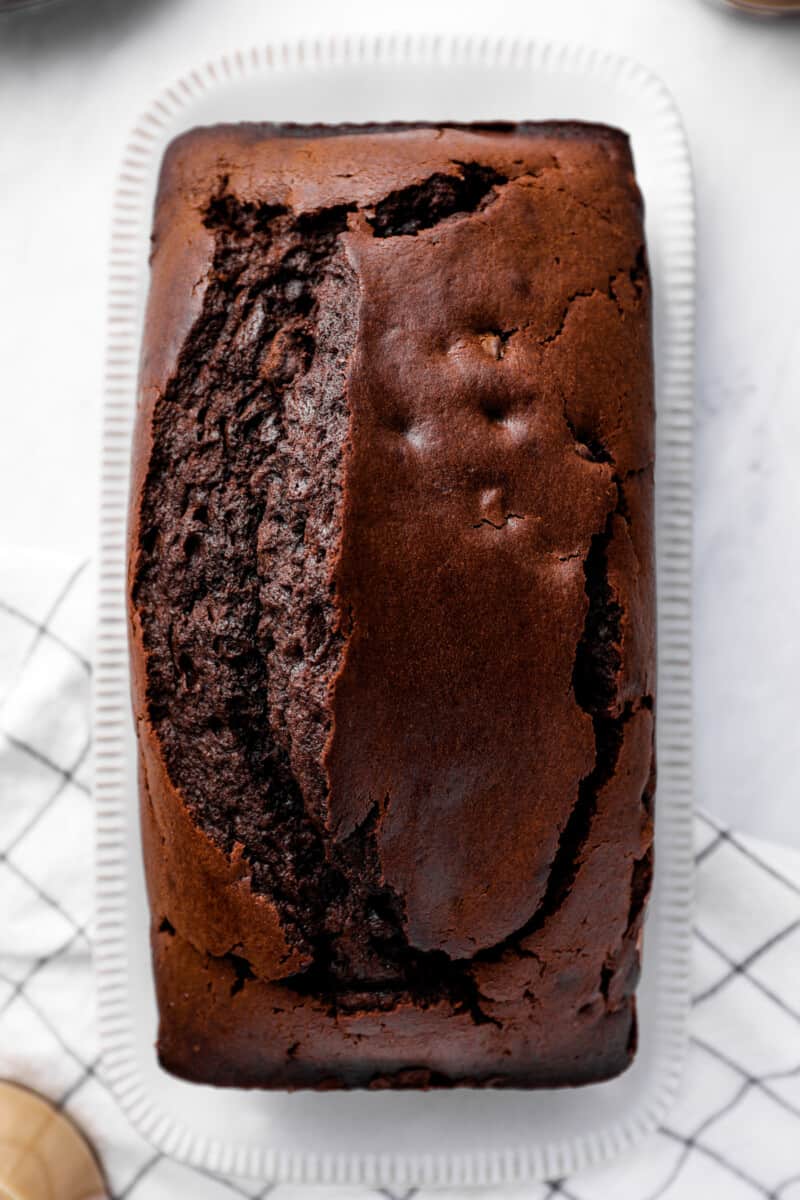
[93,32,694,1188]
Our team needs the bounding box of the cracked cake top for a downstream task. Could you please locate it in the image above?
[130,121,655,1089]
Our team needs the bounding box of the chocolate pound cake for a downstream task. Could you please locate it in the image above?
[129,121,655,1089]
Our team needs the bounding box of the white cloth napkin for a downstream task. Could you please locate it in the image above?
[1,548,798,1200]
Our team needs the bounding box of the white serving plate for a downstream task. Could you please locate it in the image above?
[93,35,694,1189]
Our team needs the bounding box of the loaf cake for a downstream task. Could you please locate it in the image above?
[129,121,655,1089]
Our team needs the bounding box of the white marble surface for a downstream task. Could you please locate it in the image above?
[1,0,799,846]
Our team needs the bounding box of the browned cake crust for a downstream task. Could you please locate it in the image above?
[129,121,655,1090]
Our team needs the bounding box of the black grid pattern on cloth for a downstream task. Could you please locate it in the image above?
[1,559,799,1200]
